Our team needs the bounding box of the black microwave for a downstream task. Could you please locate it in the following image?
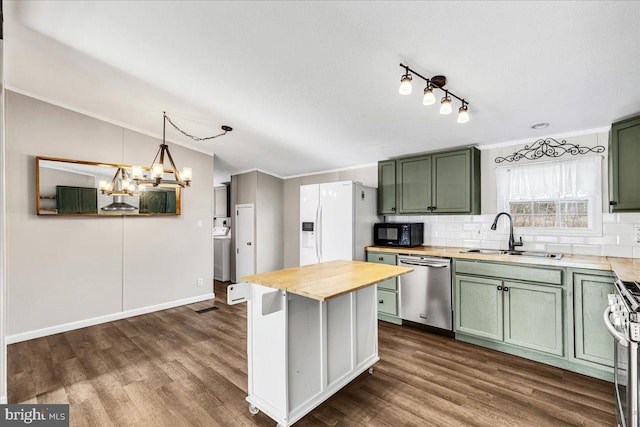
[374,223,424,247]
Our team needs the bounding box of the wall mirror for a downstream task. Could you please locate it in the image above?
[36,156,181,216]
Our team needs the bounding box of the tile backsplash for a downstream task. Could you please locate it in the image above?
[386,213,640,258]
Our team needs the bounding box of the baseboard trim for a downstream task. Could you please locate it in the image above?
[6,293,215,344]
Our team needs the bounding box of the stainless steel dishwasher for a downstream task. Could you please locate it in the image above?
[398,254,452,331]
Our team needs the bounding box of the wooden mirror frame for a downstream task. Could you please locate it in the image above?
[36,156,182,216]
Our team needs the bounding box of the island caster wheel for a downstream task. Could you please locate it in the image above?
[249,404,259,415]
[368,367,374,375]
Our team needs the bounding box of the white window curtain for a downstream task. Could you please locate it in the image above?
[495,156,602,234]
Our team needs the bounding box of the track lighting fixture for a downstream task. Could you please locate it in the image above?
[399,63,470,123]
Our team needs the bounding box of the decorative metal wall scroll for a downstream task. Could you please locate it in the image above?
[494,138,605,163]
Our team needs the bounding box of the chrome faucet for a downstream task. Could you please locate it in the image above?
[490,212,523,252]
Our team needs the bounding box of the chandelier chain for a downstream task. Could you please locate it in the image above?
[164,114,231,141]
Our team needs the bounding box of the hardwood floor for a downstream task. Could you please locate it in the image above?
[8,281,615,426]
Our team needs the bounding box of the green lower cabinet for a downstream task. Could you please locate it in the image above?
[454,260,614,382]
[573,272,615,367]
[377,290,397,316]
[456,275,563,356]
[367,251,401,324]
[503,281,563,356]
[377,277,397,292]
[455,275,503,340]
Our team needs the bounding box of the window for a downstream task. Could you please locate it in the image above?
[496,157,602,235]
[510,200,589,228]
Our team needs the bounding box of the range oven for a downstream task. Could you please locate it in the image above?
[605,279,640,427]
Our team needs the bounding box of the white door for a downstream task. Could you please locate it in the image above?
[319,182,354,262]
[235,204,255,281]
[299,184,320,266]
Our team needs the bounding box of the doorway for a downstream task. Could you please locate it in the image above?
[235,204,255,281]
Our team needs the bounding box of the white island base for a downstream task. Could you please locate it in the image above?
[228,282,379,426]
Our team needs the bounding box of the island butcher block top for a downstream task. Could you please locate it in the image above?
[241,260,412,301]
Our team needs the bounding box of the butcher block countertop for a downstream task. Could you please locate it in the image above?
[607,257,640,282]
[241,260,412,301]
[367,245,638,281]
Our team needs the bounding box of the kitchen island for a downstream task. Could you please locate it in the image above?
[227,260,412,427]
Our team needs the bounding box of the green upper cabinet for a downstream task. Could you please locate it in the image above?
[377,160,397,214]
[56,185,97,214]
[397,155,432,214]
[432,149,480,214]
[377,147,480,215]
[609,115,640,211]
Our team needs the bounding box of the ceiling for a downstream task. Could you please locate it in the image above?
[5,1,640,185]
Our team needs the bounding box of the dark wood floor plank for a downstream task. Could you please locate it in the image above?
[8,280,616,426]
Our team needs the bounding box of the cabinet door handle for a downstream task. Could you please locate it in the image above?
[609,201,618,206]
[503,286,509,292]
[379,299,384,304]
[497,286,503,291]
[378,257,384,261]
[431,206,436,211]
[391,207,396,212]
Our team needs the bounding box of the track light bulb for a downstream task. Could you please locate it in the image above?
[457,105,469,123]
[423,87,435,105]
[399,74,412,95]
[440,96,452,115]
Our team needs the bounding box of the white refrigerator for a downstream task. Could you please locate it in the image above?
[300,181,379,266]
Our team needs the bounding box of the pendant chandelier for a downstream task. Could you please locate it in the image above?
[99,167,139,196]
[131,112,233,189]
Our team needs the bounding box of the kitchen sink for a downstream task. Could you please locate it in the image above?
[460,249,507,255]
[507,250,563,260]
[460,248,563,260]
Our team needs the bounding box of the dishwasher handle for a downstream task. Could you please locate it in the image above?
[399,260,449,268]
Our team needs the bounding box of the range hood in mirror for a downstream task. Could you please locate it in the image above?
[101,195,138,212]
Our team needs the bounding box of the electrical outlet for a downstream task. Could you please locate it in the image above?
[635,225,640,244]
[197,278,204,287]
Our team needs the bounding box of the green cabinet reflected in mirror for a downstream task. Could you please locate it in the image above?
[36,156,181,216]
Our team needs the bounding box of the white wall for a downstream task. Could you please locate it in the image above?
[230,170,284,281]
[256,171,284,273]
[5,91,214,339]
